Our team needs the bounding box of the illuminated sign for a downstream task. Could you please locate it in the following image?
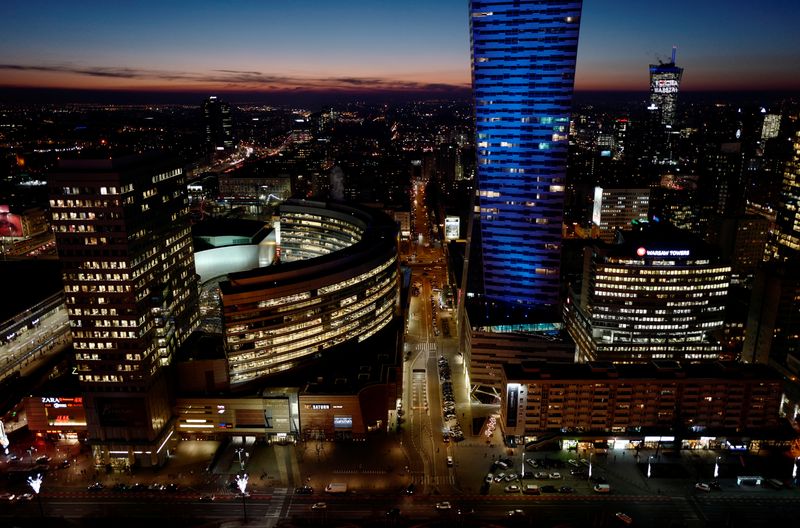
[652,79,679,94]
[637,247,689,257]
[445,216,460,241]
[506,384,520,428]
[333,416,352,429]
[41,397,83,406]
[311,404,330,410]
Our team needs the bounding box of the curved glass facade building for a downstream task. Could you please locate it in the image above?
[220,201,400,387]
[469,1,583,311]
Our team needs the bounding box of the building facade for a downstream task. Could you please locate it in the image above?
[501,361,788,449]
[466,0,582,311]
[49,154,199,467]
[220,201,400,388]
[565,225,731,363]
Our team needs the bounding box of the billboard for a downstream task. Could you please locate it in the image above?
[505,384,520,428]
[444,216,460,241]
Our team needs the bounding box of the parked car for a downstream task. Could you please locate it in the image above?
[549,472,562,479]
[559,486,575,494]
[311,502,327,510]
[615,512,633,525]
[523,484,540,495]
[505,484,520,493]
[695,482,711,492]
[505,473,518,482]
[435,501,452,510]
[485,473,494,483]
[87,482,104,491]
[494,473,506,482]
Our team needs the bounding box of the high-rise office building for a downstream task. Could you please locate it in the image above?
[565,224,731,363]
[465,0,583,314]
[649,47,683,128]
[747,131,800,373]
[202,96,235,155]
[591,187,650,242]
[49,153,199,467]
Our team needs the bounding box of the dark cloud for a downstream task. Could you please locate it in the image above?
[0,62,467,92]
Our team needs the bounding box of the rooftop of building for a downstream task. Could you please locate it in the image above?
[192,218,271,241]
[0,259,63,323]
[219,200,398,295]
[503,360,783,383]
[600,221,721,261]
[54,151,178,173]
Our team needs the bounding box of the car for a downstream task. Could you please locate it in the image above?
[549,472,562,479]
[523,484,540,495]
[505,473,518,482]
[199,494,215,502]
[485,473,494,483]
[559,486,575,494]
[695,482,711,492]
[129,483,147,492]
[615,512,633,525]
[709,480,722,490]
[594,484,611,493]
[496,460,510,469]
[567,459,580,467]
[507,509,524,517]
[534,472,548,479]
[311,502,327,510]
[295,485,314,495]
[504,484,520,493]
[405,483,416,495]
[387,507,400,517]
[18,493,33,501]
[526,458,538,468]
[0,493,15,501]
[541,485,558,493]
[435,501,452,510]
[446,456,454,467]
[87,482,104,491]
[148,483,166,491]
[494,473,506,482]
[35,455,51,465]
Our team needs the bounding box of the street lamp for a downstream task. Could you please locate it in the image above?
[27,472,44,517]
[714,456,721,479]
[235,447,248,471]
[588,451,593,479]
[647,455,654,478]
[793,456,799,479]
[235,473,248,522]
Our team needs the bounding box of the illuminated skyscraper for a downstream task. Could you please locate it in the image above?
[466,0,583,314]
[649,47,684,127]
[202,96,235,155]
[49,153,199,467]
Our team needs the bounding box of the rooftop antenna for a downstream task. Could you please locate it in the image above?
[671,45,677,64]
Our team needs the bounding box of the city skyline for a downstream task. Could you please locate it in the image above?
[1,0,799,102]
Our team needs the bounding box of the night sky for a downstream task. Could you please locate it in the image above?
[1,0,798,99]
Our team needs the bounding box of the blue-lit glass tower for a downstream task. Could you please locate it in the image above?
[468,1,583,313]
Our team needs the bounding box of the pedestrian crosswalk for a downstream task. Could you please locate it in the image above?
[332,468,389,475]
[670,496,702,523]
[414,342,436,352]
